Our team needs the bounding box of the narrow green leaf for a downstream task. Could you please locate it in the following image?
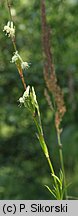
[45,185,56,199]
[51,173,61,185]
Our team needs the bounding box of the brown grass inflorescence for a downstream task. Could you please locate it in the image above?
[41,0,66,133]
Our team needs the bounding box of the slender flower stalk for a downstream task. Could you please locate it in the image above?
[57,132,67,198]
[7,0,13,21]
[41,0,67,199]
[5,0,29,90]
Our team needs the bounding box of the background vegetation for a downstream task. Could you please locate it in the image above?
[0,0,78,199]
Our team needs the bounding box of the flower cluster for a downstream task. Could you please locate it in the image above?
[11,51,29,70]
[11,51,21,63]
[3,21,15,38]
[3,22,30,70]
[19,86,38,115]
[19,86,49,158]
[19,86,30,104]
[21,62,30,70]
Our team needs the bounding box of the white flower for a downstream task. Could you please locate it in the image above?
[32,87,37,103]
[19,86,30,105]
[11,51,22,63]
[19,86,30,104]
[11,51,19,63]
[23,86,30,99]
[21,61,29,70]
[3,21,15,38]
[19,97,24,104]
[19,86,38,113]
[11,51,29,70]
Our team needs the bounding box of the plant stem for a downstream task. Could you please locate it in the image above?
[33,115,60,199]
[47,156,61,199]
[7,0,13,21]
[57,131,67,199]
[16,66,26,90]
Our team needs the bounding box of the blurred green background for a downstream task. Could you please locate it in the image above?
[0,0,78,199]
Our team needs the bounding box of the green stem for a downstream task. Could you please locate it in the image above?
[57,131,67,199]
[47,156,61,199]
[7,0,12,21]
[47,155,54,175]
[12,39,17,52]
[33,115,60,199]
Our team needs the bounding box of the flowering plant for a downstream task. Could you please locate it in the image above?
[3,0,70,200]
[3,21,15,38]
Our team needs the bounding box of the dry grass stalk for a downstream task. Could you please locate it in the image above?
[41,0,66,133]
